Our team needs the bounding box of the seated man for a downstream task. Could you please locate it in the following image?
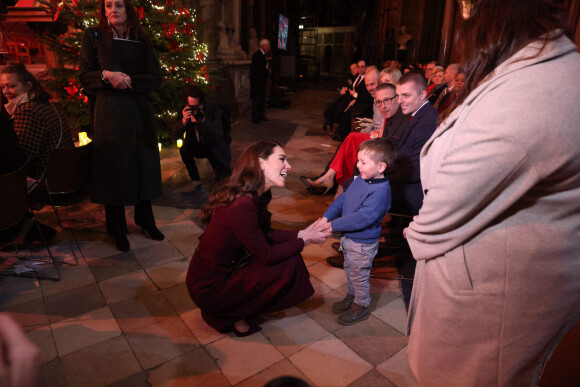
[333,60,374,141]
[174,85,232,182]
[323,62,359,132]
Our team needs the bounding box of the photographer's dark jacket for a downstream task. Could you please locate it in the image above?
[174,101,229,150]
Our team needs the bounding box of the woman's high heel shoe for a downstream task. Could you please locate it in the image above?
[114,235,130,252]
[308,178,335,196]
[140,225,164,241]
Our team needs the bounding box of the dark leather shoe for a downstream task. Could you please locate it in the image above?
[331,242,341,252]
[326,253,344,269]
[252,119,261,124]
[114,235,130,252]
[141,225,164,241]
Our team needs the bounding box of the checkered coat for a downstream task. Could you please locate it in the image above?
[13,101,74,180]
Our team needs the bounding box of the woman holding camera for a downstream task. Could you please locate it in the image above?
[175,85,231,182]
[79,0,164,252]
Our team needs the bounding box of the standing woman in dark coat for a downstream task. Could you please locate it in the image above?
[79,0,164,252]
[186,140,331,336]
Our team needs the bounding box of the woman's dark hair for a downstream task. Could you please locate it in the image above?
[200,140,282,239]
[98,0,147,41]
[0,63,51,103]
[182,84,206,106]
[444,0,566,119]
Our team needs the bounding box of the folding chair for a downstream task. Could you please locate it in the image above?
[39,143,94,265]
[0,162,61,281]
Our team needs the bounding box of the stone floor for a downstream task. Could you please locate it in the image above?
[0,83,418,386]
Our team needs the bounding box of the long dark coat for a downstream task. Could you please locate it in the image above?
[186,194,314,332]
[79,27,162,205]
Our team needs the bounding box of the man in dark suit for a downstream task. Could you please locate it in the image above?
[391,72,438,215]
[333,60,374,141]
[250,39,270,124]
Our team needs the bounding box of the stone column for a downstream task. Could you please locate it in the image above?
[439,0,456,66]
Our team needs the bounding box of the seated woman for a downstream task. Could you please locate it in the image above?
[301,71,401,195]
[426,66,446,104]
[186,140,331,336]
[0,64,74,195]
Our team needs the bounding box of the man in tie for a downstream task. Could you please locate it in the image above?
[251,39,270,124]
[424,60,438,87]
[333,60,374,140]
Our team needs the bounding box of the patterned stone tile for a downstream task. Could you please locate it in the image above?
[27,325,57,364]
[289,334,372,387]
[261,306,329,357]
[131,240,185,269]
[234,359,312,387]
[60,336,142,387]
[348,369,397,387]
[298,290,350,334]
[334,315,408,366]
[125,315,200,369]
[98,269,157,304]
[180,308,226,346]
[373,297,408,334]
[376,347,419,387]
[109,290,177,333]
[161,282,197,314]
[39,262,96,297]
[4,297,49,331]
[205,333,284,385]
[148,347,230,387]
[168,233,200,257]
[0,275,42,309]
[85,251,143,282]
[37,358,67,387]
[44,283,106,323]
[145,258,189,289]
[308,261,348,290]
[50,306,121,357]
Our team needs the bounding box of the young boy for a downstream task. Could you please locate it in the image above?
[322,138,396,325]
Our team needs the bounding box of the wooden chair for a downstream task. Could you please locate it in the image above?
[536,316,580,386]
[0,162,61,281]
[4,41,31,65]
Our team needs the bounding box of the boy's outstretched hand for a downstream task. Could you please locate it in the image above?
[298,218,333,245]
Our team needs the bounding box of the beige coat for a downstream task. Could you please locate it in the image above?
[405,33,580,386]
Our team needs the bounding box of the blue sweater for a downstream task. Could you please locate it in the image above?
[323,176,391,244]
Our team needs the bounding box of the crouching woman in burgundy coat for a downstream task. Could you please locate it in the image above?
[186,140,331,336]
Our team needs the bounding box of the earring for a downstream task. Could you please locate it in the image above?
[107,17,111,25]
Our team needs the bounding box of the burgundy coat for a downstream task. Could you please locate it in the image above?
[186,194,314,332]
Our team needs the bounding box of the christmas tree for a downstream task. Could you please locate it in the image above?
[38,0,210,143]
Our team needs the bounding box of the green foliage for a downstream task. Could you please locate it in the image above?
[37,0,210,142]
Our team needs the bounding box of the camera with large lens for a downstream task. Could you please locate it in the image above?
[188,105,205,122]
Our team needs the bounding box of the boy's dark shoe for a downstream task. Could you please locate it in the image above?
[332,293,354,314]
[339,303,370,325]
